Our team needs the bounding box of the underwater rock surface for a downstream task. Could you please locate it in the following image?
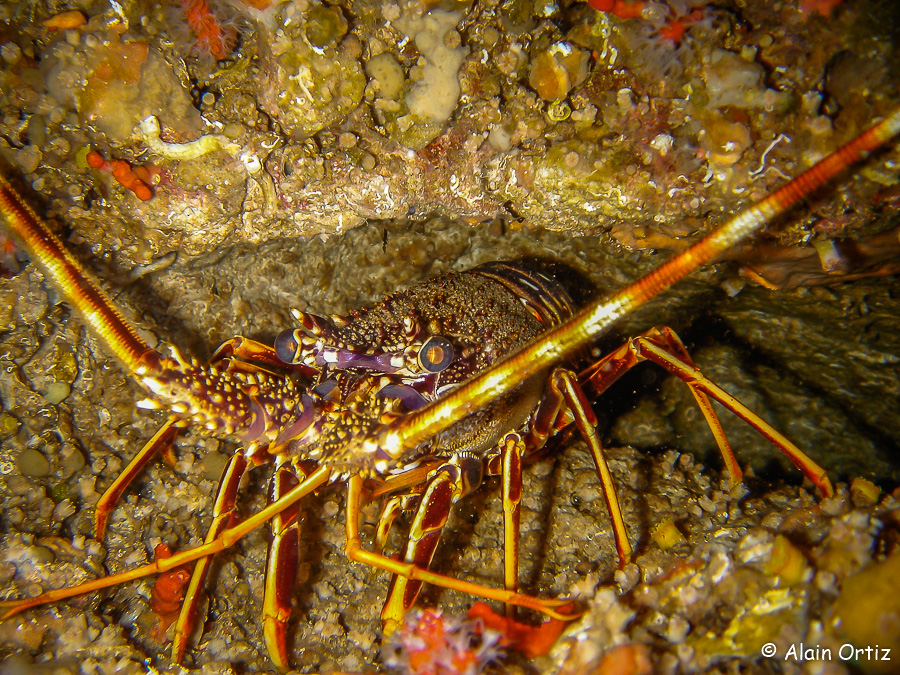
[0,0,899,673]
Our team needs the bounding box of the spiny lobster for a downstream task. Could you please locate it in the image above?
[0,107,899,672]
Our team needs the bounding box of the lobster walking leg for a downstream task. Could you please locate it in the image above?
[377,431,548,629]
[550,369,632,565]
[95,420,180,539]
[581,327,833,497]
[345,475,577,622]
[581,328,741,485]
[263,461,308,671]
[1,467,333,618]
[522,369,633,566]
[638,332,832,494]
[501,432,525,620]
[172,452,250,663]
[380,454,485,634]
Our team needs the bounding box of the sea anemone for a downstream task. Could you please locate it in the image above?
[174,0,238,63]
[381,608,503,675]
[602,0,717,83]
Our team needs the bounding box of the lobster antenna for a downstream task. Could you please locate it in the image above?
[0,175,159,373]
[370,106,900,463]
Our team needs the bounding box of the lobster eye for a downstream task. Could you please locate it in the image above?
[274,329,300,364]
[417,336,454,373]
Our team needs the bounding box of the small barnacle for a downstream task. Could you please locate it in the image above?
[650,132,674,156]
[305,5,349,51]
[528,42,590,102]
[651,519,685,550]
[764,534,808,586]
[547,100,572,121]
[699,112,751,168]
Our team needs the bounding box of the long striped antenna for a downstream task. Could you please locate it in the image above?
[368,107,900,464]
[0,175,160,374]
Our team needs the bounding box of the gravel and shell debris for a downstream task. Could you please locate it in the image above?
[1,0,899,674]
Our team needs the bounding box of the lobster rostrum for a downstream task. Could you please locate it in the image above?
[1,106,899,671]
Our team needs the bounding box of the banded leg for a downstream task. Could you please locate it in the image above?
[346,475,576,633]
[522,369,633,567]
[1,467,333,619]
[94,420,179,539]
[581,327,740,484]
[380,454,484,634]
[501,433,524,620]
[263,460,310,671]
[171,451,249,663]
[580,327,833,497]
[551,369,632,565]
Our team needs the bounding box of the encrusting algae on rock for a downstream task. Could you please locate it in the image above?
[385,9,469,150]
[833,551,900,675]
[0,0,899,673]
[2,0,895,264]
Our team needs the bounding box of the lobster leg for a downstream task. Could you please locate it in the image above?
[346,475,577,625]
[380,454,485,634]
[0,467,333,620]
[549,369,632,565]
[263,460,308,671]
[171,451,249,663]
[501,432,524,620]
[580,327,834,497]
[581,327,741,485]
[378,434,530,628]
[518,369,633,567]
[95,420,180,539]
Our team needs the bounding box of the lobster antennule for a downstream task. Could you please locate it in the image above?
[366,106,900,464]
[0,174,159,375]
